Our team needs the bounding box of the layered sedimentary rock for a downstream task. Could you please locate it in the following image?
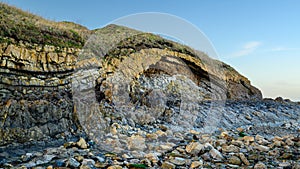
[72,26,264,150]
[97,31,262,102]
[0,3,263,146]
[0,41,80,145]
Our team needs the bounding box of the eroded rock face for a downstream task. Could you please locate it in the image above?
[92,32,262,129]
[0,42,81,145]
[0,24,262,146]
[97,32,262,102]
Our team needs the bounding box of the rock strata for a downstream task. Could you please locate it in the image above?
[0,41,83,145]
[0,3,299,168]
[0,23,263,146]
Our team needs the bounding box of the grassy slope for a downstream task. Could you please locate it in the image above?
[98,25,238,79]
[0,2,240,78]
[0,2,90,48]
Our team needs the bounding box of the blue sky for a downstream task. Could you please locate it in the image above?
[2,0,300,101]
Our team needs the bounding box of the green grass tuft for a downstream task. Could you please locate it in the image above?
[129,163,147,168]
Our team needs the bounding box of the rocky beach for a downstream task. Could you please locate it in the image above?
[1,99,299,168]
[0,3,299,169]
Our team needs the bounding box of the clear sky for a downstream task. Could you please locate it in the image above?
[2,0,300,101]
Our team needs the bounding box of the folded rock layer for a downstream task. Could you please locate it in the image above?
[0,3,262,145]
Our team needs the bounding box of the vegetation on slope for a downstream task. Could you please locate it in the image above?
[97,24,240,79]
[0,2,90,48]
[0,2,240,78]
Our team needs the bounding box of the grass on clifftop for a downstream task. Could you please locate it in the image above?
[0,3,240,77]
[0,2,90,48]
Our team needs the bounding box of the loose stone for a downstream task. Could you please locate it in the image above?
[161,161,176,169]
[222,145,240,153]
[228,156,241,165]
[254,162,267,169]
[190,160,203,168]
[76,138,88,149]
[186,142,204,155]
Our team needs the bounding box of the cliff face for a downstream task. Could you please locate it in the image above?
[0,41,79,145]
[0,3,262,146]
[96,28,262,103]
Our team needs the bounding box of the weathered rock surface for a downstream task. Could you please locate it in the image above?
[0,2,297,152]
[97,28,262,101]
[0,20,262,146]
[0,42,76,144]
[0,3,299,168]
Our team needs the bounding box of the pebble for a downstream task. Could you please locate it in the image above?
[107,165,122,169]
[75,155,84,162]
[21,153,33,162]
[43,155,56,163]
[161,161,176,169]
[253,144,270,152]
[254,162,267,169]
[159,144,175,151]
[238,153,250,165]
[68,158,80,168]
[222,145,240,153]
[201,152,211,161]
[255,135,269,145]
[231,140,244,147]
[190,160,203,168]
[293,163,300,169]
[268,149,279,156]
[55,159,66,167]
[228,156,241,165]
[76,138,88,149]
[146,133,158,140]
[170,157,186,166]
[216,139,227,146]
[80,165,92,169]
[186,142,204,155]
[279,162,291,167]
[140,158,151,167]
[273,140,282,147]
[280,152,292,159]
[245,115,252,120]
[285,138,294,146]
[145,153,159,163]
[227,164,240,168]
[209,148,224,160]
[82,159,95,166]
[243,136,255,143]
[95,155,106,163]
[46,166,53,169]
